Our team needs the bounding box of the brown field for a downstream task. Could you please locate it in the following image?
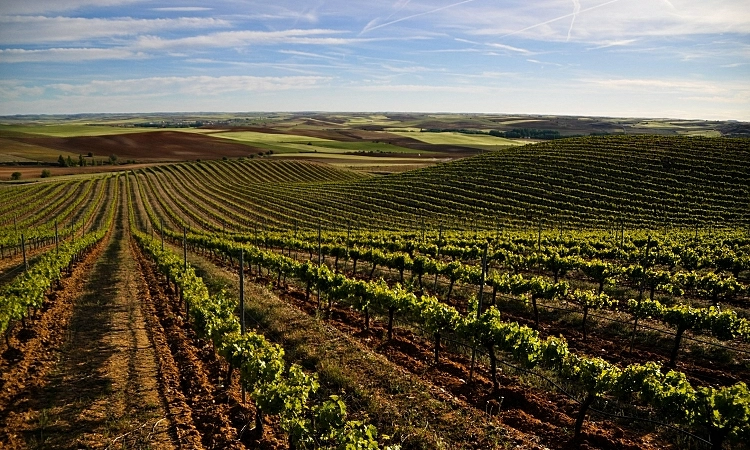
[0,163,179,182]
[6,131,264,163]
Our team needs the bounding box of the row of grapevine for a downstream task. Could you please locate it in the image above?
[216,233,750,353]
[165,228,750,449]
[243,228,750,278]
[130,232,397,449]
[129,136,749,230]
[0,176,120,341]
[0,176,114,252]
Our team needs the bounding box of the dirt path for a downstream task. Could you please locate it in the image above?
[0,189,176,449]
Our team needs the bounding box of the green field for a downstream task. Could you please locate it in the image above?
[394,131,526,148]
[213,130,425,154]
[0,124,168,138]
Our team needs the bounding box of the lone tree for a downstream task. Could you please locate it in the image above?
[11,172,22,180]
[41,169,51,178]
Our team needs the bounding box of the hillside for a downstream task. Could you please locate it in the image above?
[127,135,749,233]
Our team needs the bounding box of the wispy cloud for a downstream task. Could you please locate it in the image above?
[279,50,344,60]
[468,0,750,43]
[587,39,637,50]
[151,7,213,12]
[454,37,534,55]
[0,15,229,45]
[381,64,435,73]
[0,0,140,15]
[497,0,622,40]
[527,59,563,67]
[361,0,475,34]
[357,83,489,93]
[580,77,731,95]
[0,47,145,63]
[567,0,581,42]
[49,75,331,96]
[0,80,45,99]
[133,29,373,50]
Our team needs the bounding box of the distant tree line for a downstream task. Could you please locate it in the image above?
[421,127,566,140]
[57,153,125,167]
[489,129,562,139]
[133,121,206,128]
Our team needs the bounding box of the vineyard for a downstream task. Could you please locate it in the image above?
[0,135,749,449]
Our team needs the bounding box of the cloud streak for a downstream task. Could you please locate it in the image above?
[134,29,372,50]
[498,0,622,40]
[49,75,331,96]
[0,15,229,45]
[567,0,581,42]
[361,0,475,34]
[0,47,145,63]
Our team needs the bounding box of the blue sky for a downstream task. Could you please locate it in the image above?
[0,0,748,120]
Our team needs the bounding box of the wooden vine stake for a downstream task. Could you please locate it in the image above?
[239,247,246,403]
[160,217,164,252]
[317,221,322,311]
[183,227,189,319]
[469,243,488,382]
[21,233,28,271]
[433,224,443,291]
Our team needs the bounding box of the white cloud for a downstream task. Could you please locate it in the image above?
[0,15,229,45]
[0,47,145,63]
[381,64,435,73]
[361,0,475,34]
[0,0,140,15]
[278,50,343,61]
[133,29,362,50]
[47,75,331,97]
[0,80,45,99]
[357,83,494,94]
[462,0,750,43]
[580,77,727,94]
[527,59,563,67]
[151,7,213,12]
[453,38,534,55]
[577,77,750,109]
[587,39,637,49]
[486,42,534,55]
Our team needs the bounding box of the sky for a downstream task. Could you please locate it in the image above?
[0,0,748,120]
